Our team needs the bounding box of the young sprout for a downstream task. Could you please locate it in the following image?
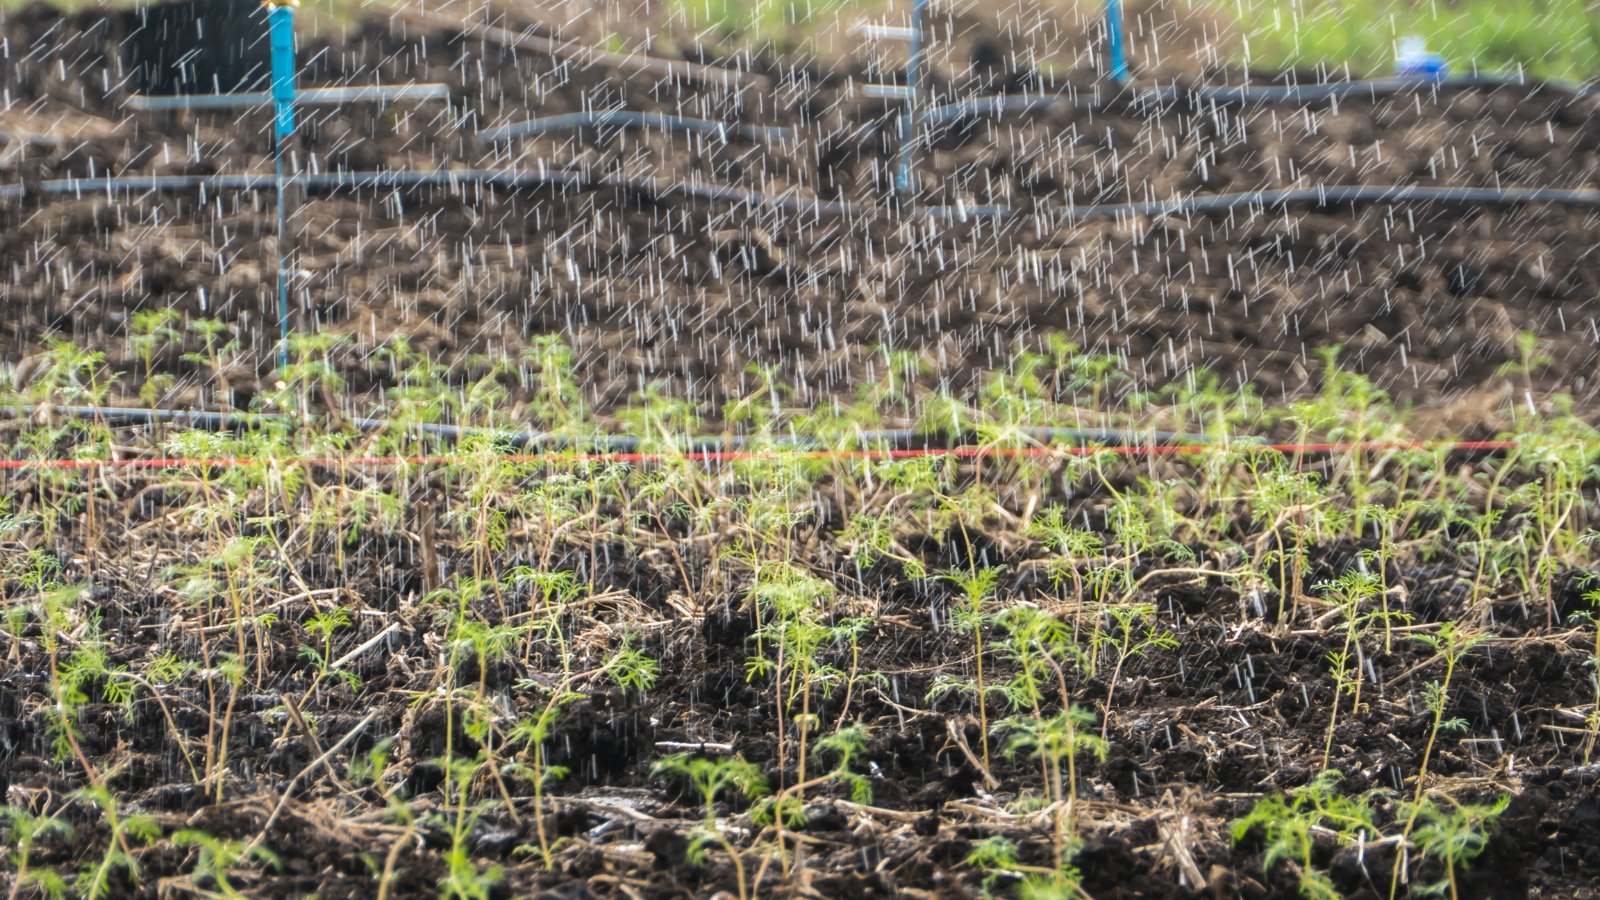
[170,829,282,899]
[1402,794,1509,900]
[507,688,584,868]
[1026,506,1105,607]
[1232,770,1377,900]
[965,835,1026,893]
[1004,705,1108,870]
[126,308,181,406]
[1314,570,1408,769]
[75,786,163,900]
[1,803,73,900]
[963,831,1086,897]
[744,562,838,790]
[942,566,1006,768]
[182,317,242,407]
[1092,602,1178,738]
[651,753,769,900]
[811,724,874,803]
[297,605,359,695]
[1495,330,1552,400]
[1575,570,1600,762]
[1388,624,1489,898]
[1408,624,1487,799]
[427,754,504,900]
[597,636,662,695]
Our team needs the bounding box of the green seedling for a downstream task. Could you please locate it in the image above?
[1027,506,1105,609]
[127,308,181,406]
[1092,602,1178,738]
[181,317,242,407]
[1402,794,1509,900]
[1408,625,1486,800]
[964,834,1084,898]
[346,738,420,900]
[298,605,360,695]
[652,754,769,900]
[1315,570,1409,769]
[1389,624,1488,898]
[170,828,281,899]
[75,786,162,900]
[507,688,583,868]
[428,754,504,900]
[1232,771,1377,900]
[810,724,874,803]
[1576,572,1600,763]
[941,566,1006,769]
[1002,706,1107,869]
[744,562,841,791]
[2,803,72,900]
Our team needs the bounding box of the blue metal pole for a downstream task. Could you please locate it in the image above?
[269,5,297,372]
[895,0,924,200]
[1106,0,1128,82]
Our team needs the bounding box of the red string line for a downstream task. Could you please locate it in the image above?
[0,440,1524,471]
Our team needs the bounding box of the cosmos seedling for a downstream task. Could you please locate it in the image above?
[1232,771,1377,900]
[1,803,72,900]
[652,753,770,900]
[1402,794,1509,900]
[170,828,282,899]
[1001,705,1108,869]
[939,566,1007,767]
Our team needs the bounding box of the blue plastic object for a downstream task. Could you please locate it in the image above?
[1106,0,1128,82]
[1396,36,1448,80]
[269,7,297,137]
[894,0,925,199]
[268,5,296,370]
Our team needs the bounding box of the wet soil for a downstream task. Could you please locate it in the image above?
[1,2,1598,427]
[2,454,1600,897]
[3,2,1600,898]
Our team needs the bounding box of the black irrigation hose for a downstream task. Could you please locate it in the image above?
[921,73,1598,126]
[7,169,860,218]
[5,71,1596,215]
[9,170,1599,224]
[1161,73,1599,104]
[953,74,1600,123]
[920,184,1600,222]
[478,110,793,144]
[3,405,1208,452]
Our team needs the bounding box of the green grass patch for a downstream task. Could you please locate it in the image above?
[1231,0,1600,81]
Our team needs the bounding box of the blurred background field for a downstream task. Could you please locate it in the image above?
[6,0,1595,81]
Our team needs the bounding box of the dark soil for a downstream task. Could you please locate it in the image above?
[3,2,1600,898]
[4,446,1600,898]
[2,2,1598,427]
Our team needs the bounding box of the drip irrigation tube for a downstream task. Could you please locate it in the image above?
[922,73,1598,127]
[921,184,1600,222]
[478,111,791,144]
[10,170,1599,224]
[10,169,859,218]
[1157,73,1598,103]
[1,405,1206,453]
[125,83,451,112]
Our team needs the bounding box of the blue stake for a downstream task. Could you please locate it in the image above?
[894,0,925,201]
[1106,0,1128,82]
[269,4,297,372]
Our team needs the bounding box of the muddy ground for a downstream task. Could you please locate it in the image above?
[2,2,1598,426]
[2,1,1600,898]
